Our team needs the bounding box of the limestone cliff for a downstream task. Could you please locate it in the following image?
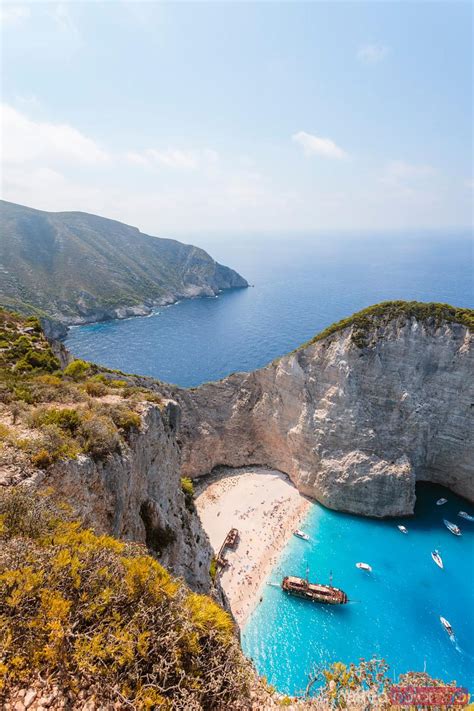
[26,402,216,595]
[174,307,473,517]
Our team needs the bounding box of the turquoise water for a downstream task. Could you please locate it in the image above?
[242,483,474,693]
[65,231,473,386]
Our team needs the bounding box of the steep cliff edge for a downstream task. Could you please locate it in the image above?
[0,310,216,598]
[174,303,473,517]
[30,402,215,595]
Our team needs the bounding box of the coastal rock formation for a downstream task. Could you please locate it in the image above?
[30,402,215,595]
[175,311,473,516]
[0,199,248,328]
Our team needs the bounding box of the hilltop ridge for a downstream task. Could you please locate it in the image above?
[0,200,248,330]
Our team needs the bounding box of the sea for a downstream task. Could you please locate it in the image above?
[65,229,474,692]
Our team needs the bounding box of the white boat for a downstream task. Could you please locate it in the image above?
[431,550,443,569]
[397,525,408,534]
[355,562,372,572]
[443,519,461,536]
[293,529,310,541]
[458,511,474,522]
[440,616,454,638]
[436,498,448,506]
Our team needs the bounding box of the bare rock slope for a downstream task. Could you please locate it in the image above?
[174,304,473,517]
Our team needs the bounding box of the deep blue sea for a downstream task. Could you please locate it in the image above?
[66,230,474,691]
[65,230,473,386]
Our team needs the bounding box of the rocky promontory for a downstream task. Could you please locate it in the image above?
[0,200,248,332]
[174,302,473,517]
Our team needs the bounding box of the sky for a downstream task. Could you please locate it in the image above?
[1,0,472,236]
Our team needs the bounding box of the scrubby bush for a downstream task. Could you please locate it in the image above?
[209,556,217,582]
[142,391,164,405]
[31,407,81,435]
[0,488,251,709]
[23,423,80,467]
[79,412,121,459]
[109,379,128,389]
[82,378,108,397]
[0,423,12,443]
[63,359,91,381]
[25,316,42,332]
[12,385,34,404]
[108,406,141,433]
[21,349,60,372]
[181,477,195,510]
[30,448,54,469]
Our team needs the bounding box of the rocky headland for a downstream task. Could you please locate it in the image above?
[0,200,248,338]
[174,302,473,517]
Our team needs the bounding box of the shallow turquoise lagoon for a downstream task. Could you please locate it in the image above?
[242,483,474,695]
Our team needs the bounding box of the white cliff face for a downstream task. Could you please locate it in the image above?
[175,317,473,517]
[33,402,215,594]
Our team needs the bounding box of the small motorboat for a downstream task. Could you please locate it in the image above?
[436,498,448,506]
[458,511,474,522]
[355,562,372,572]
[440,616,455,638]
[397,525,408,534]
[443,519,461,536]
[293,529,310,541]
[431,550,444,569]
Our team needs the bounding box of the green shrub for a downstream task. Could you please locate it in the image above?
[79,413,120,459]
[82,379,108,397]
[30,449,54,469]
[24,423,80,466]
[181,477,195,510]
[109,379,128,389]
[32,407,81,435]
[143,391,163,405]
[13,386,34,404]
[64,359,91,381]
[25,316,42,332]
[12,335,31,355]
[108,406,141,433]
[0,423,12,443]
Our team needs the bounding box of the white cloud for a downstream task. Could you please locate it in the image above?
[0,105,468,232]
[1,103,109,165]
[357,44,390,65]
[0,5,30,26]
[292,131,348,160]
[126,147,219,170]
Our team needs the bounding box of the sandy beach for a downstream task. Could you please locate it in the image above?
[195,467,311,626]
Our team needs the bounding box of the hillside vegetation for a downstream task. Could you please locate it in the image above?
[299,300,473,350]
[0,310,163,473]
[0,200,247,325]
[0,488,252,710]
